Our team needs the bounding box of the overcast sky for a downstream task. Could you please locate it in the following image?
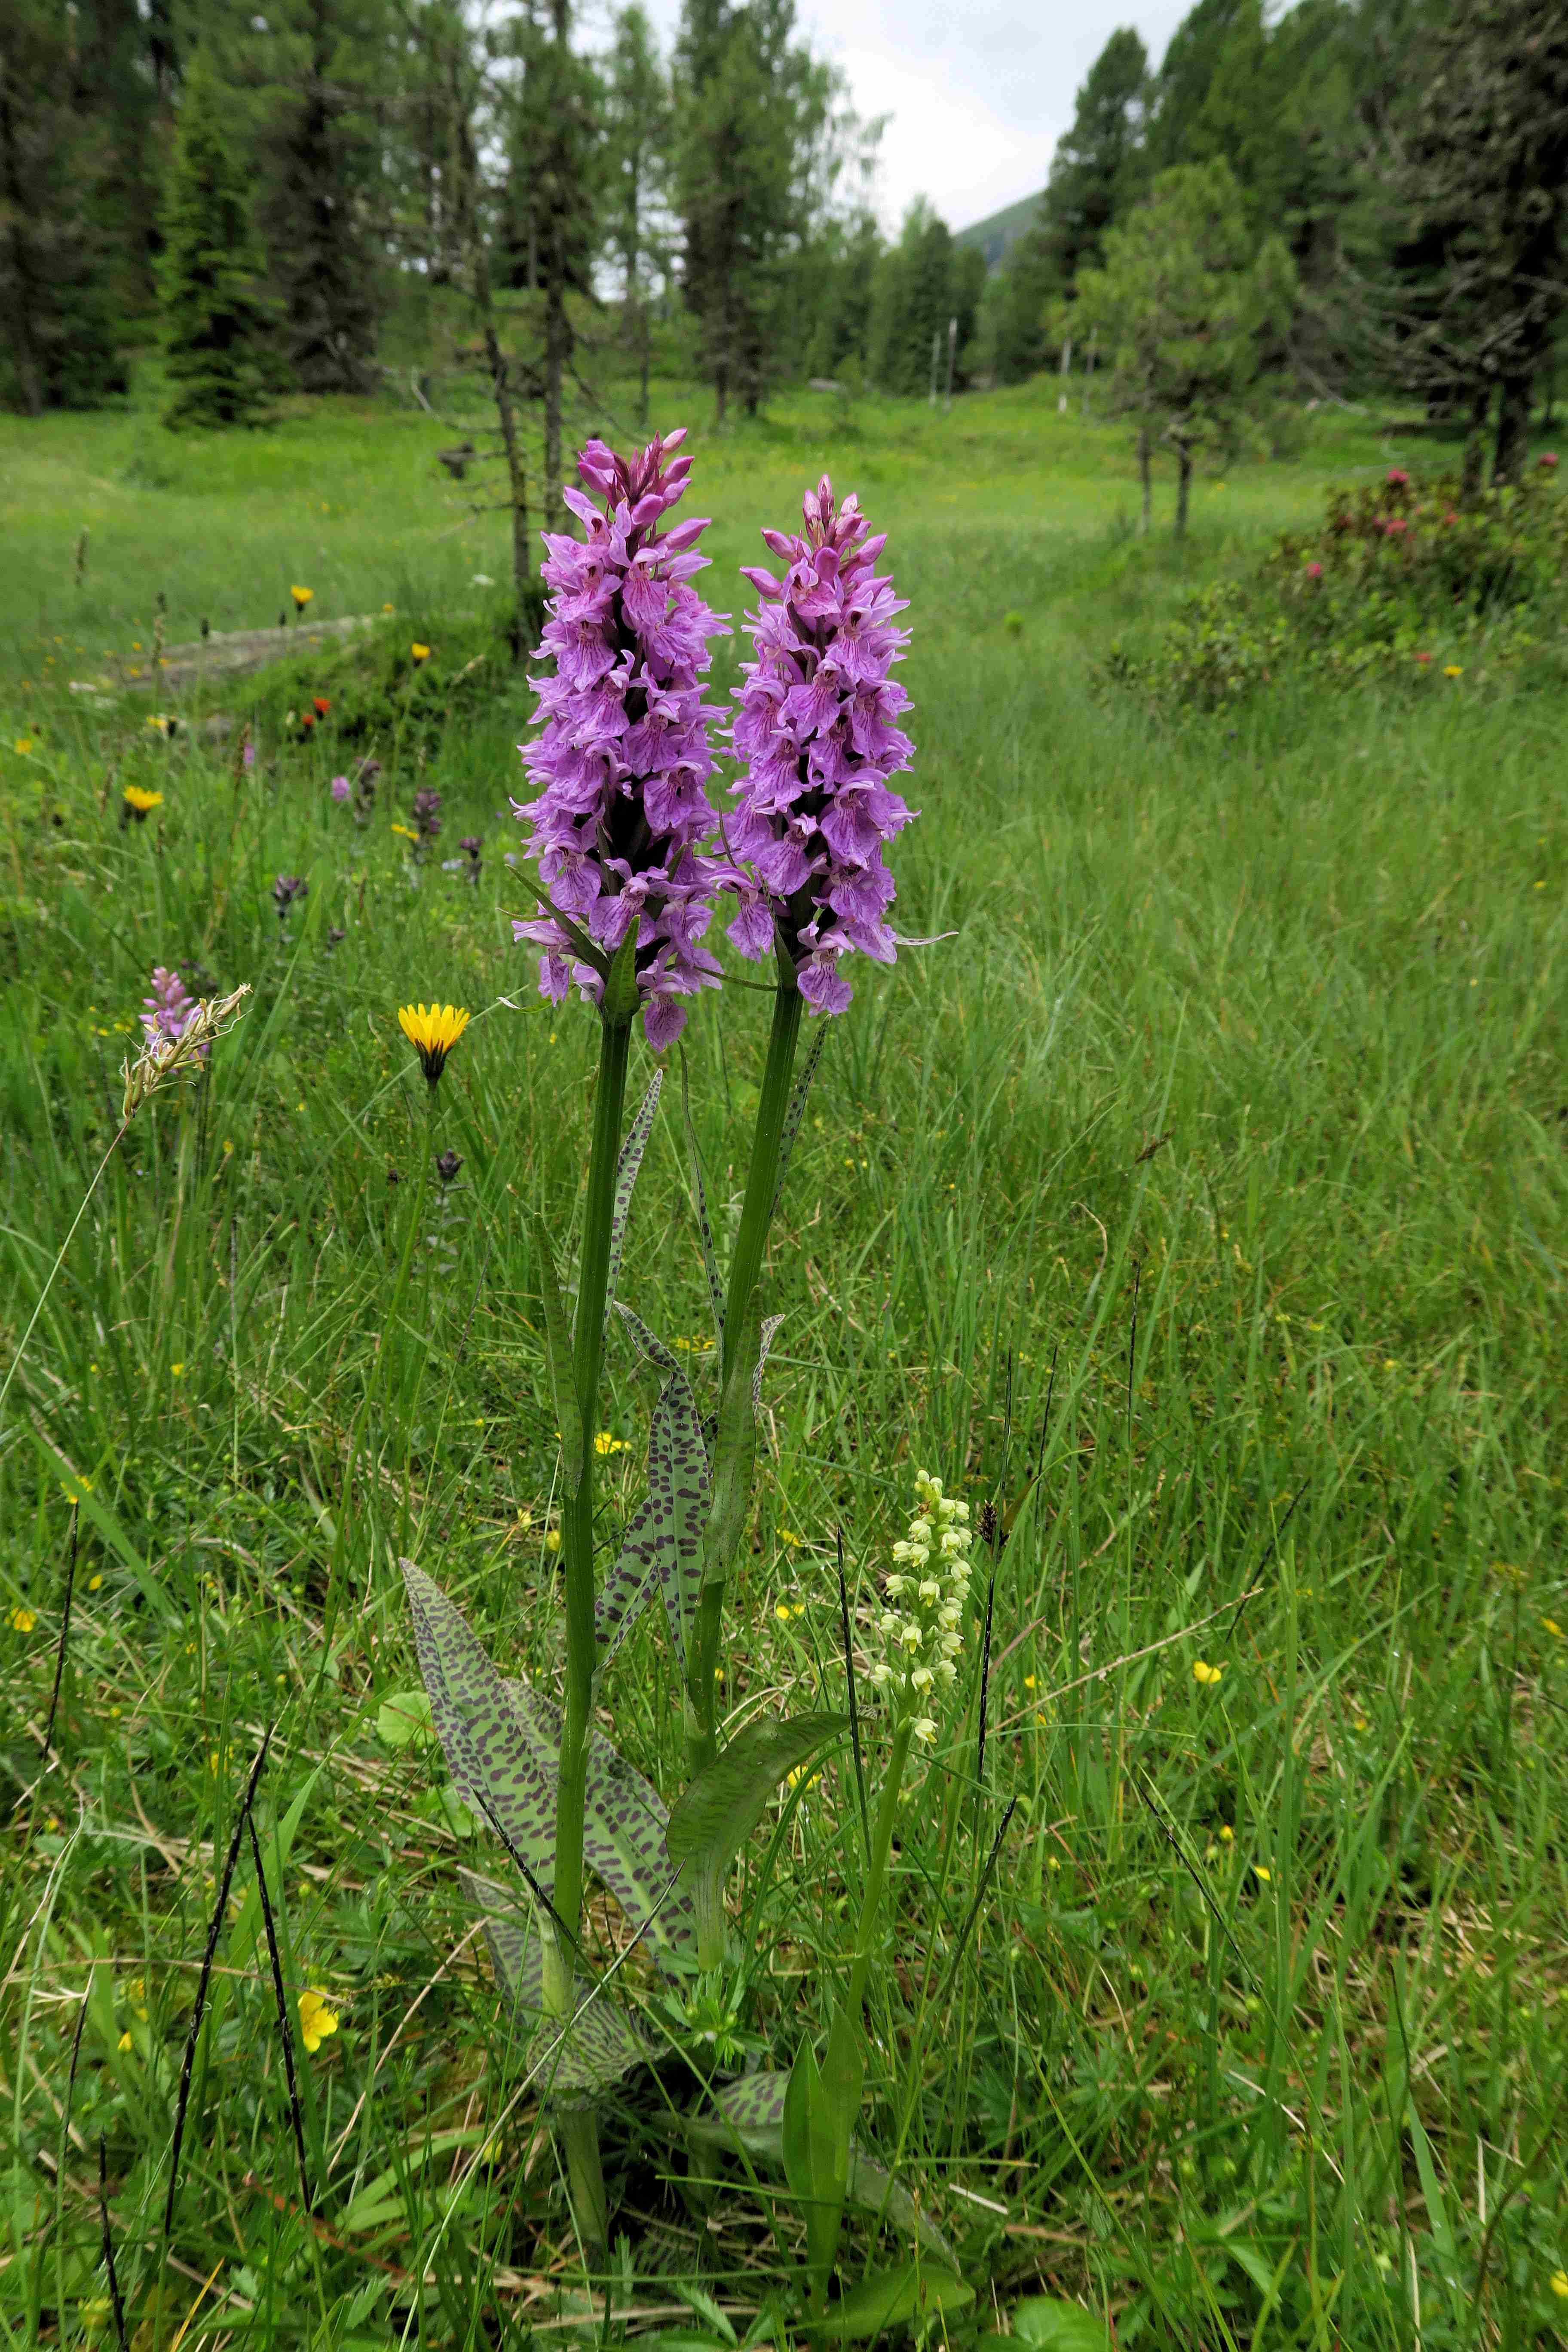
[634,1,1193,233]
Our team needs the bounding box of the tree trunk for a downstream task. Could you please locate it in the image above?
[1461,383,1491,503]
[1138,425,1152,536]
[637,298,649,428]
[0,67,43,416]
[1174,440,1192,539]
[485,325,530,654]
[1492,370,1533,488]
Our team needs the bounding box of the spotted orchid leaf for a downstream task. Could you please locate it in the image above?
[680,1048,726,1347]
[768,1019,828,1222]
[527,1213,582,1499]
[456,1871,648,2102]
[502,1679,695,1964]
[602,1069,664,1341]
[402,1561,556,1900]
[689,2072,959,2267]
[615,1303,710,1669]
[592,1489,663,1687]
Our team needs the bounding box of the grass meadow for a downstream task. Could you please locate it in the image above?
[2,375,1567,2351]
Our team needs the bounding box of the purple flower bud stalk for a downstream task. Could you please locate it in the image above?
[141,966,205,1057]
[685,479,917,1776]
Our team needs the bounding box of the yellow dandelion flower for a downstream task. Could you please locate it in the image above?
[9,1605,37,1632]
[410,642,430,665]
[15,736,35,753]
[398,1001,469,1087]
[1443,664,1462,678]
[297,1988,339,2053]
[290,585,314,610]
[1193,1659,1224,1686]
[122,785,162,814]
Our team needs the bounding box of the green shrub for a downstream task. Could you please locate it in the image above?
[1109,453,1568,708]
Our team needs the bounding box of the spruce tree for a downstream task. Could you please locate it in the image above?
[258,0,386,393]
[159,47,275,428]
[1038,28,1150,291]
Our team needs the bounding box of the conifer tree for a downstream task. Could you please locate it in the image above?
[159,47,275,428]
[257,0,386,392]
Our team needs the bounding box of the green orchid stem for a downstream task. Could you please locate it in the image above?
[381,1084,435,1445]
[805,1714,915,2320]
[684,974,804,1780]
[845,1715,913,2035]
[548,1006,632,2258]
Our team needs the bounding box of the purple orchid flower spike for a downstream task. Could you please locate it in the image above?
[511,427,732,1049]
[726,474,917,1014]
[141,966,207,1058]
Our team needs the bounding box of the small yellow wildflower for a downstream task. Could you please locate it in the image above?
[594,1432,628,1457]
[1443,664,1462,678]
[171,1361,184,1377]
[1219,1824,1234,1842]
[410,642,431,665]
[297,1988,339,2053]
[777,1525,802,1546]
[122,785,162,815]
[1193,1659,1224,1686]
[391,821,419,840]
[1544,1618,1562,1638]
[117,2030,134,2052]
[1551,2270,1568,2300]
[88,1574,103,1592]
[1254,1864,1272,1883]
[14,736,35,753]
[9,1605,37,1632]
[397,1001,469,1087]
[1023,1674,1036,1690]
[382,602,395,613]
[145,715,175,737]
[544,1528,561,1554]
[775,1603,793,1623]
[290,585,314,611]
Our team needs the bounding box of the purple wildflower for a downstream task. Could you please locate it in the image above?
[243,743,256,772]
[330,774,351,802]
[726,475,916,1014]
[511,428,731,1050]
[412,787,442,841]
[274,874,308,918]
[141,966,204,1055]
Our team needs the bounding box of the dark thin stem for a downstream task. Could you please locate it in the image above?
[42,1504,80,1758]
[246,1812,312,2215]
[98,2139,129,2352]
[975,1553,998,1805]
[164,1725,272,2239]
[936,1797,1017,2012]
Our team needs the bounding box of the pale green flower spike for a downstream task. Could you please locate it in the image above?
[869,1469,972,1738]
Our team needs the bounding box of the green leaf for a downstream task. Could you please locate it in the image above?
[828,2265,974,2339]
[1007,2297,1115,2352]
[401,1562,557,1898]
[602,929,640,1023]
[615,1304,710,1670]
[602,1069,664,1340]
[529,1212,583,1498]
[593,1488,663,1686]
[666,1714,846,1883]
[782,2021,863,2303]
[375,1689,433,1750]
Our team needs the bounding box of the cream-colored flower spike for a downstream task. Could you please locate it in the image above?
[870,1470,973,1740]
[121,984,251,1120]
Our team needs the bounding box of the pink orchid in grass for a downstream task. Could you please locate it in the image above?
[141,967,206,1057]
[725,476,917,1015]
[511,429,731,1048]
[330,774,351,802]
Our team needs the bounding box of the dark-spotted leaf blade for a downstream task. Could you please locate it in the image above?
[456,1871,647,2101]
[401,1562,555,1897]
[695,2075,957,2265]
[602,1069,663,1339]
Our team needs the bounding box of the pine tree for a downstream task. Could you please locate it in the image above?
[603,4,671,418]
[0,0,129,413]
[159,47,276,428]
[1073,159,1297,535]
[1038,27,1150,292]
[256,0,387,393]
